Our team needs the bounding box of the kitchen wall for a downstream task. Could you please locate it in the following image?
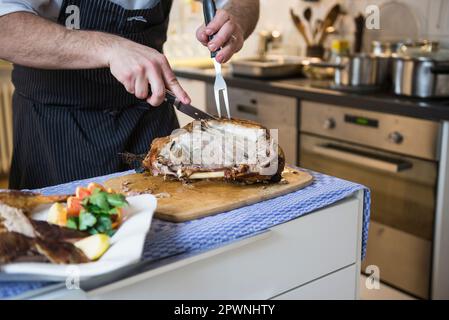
[165,0,449,60]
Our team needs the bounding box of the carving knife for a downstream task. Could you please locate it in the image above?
[165,91,216,120]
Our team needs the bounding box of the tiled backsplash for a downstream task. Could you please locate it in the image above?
[165,0,449,59]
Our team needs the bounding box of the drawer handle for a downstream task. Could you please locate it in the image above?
[237,104,258,116]
[312,144,413,173]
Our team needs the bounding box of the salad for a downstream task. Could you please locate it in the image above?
[48,183,128,236]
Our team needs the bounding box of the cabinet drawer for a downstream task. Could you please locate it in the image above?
[88,196,362,300]
[272,265,357,300]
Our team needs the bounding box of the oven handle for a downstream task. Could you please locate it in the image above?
[312,144,413,173]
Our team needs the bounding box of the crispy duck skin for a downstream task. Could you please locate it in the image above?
[0,190,69,213]
[0,232,88,265]
[0,203,89,265]
[0,232,34,264]
[31,220,89,242]
[34,238,89,264]
[142,118,285,183]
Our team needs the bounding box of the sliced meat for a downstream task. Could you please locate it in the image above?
[143,118,285,183]
[34,238,89,264]
[0,203,36,238]
[0,232,34,264]
[0,204,90,264]
[31,220,89,242]
[0,190,69,213]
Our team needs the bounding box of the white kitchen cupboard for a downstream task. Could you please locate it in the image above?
[23,190,365,300]
[272,265,358,300]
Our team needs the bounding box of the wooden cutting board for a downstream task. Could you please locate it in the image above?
[104,167,313,222]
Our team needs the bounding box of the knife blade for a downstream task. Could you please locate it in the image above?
[165,91,216,120]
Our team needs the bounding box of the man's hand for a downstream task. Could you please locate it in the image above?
[196,1,259,63]
[106,37,191,106]
[196,9,244,63]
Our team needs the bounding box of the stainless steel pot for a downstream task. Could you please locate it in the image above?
[311,53,391,87]
[393,51,449,98]
[336,54,392,87]
[371,40,439,56]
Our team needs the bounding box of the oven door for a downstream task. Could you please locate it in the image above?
[300,133,437,299]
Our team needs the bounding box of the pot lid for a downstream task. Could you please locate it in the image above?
[393,49,449,62]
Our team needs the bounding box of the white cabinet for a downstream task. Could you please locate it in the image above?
[272,265,358,300]
[83,193,362,300]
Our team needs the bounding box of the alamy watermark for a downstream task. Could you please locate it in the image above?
[65,5,80,30]
[165,122,280,176]
[365,265,381,290]
[365,5,381,30]
[65,265,80,290]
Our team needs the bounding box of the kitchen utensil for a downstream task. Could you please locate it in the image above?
[313,19,323,43]
[203,0,230,119]
[371,40,440,56]
[371,40,403,56]
[310,53,391,88]
[305,45,325,59]
[290,8,311,46]
[104,167,313,222]
[304,7,312,23]
[354,14,365,53]
[230,55,304,78]
[165,91,216,120]
[318,4,343,45]
[392,50,449,98]
[304,7,313,38]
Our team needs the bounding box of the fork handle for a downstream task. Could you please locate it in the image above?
[203,0,218,58]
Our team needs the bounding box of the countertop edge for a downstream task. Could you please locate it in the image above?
[175,69,449,122]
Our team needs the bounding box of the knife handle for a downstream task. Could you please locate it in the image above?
[203,0,218,58]
[164,90,178,107]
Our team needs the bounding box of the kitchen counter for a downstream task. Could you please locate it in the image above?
[175,68,449,122]
[1,168,369,300]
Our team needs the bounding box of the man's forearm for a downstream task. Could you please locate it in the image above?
[223,0,259,39]
[0,12,190,105]
[0,12,116,69]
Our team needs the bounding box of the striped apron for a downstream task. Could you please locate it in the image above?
[9,0,178,189]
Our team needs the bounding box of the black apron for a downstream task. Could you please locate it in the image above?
[9,0,178,189]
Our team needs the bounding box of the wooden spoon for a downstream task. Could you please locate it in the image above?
[318,4,343,45]
[290,8,311,46]
[304,7,313,43]
[313,19,323,43]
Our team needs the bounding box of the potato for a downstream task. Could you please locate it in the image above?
[74,234,110,261]
[47,203,67,226]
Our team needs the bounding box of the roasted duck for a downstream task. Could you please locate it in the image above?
[0,203,89,265]
[0,190,69,213]
[143,118,285,183]
[0,232,33,264]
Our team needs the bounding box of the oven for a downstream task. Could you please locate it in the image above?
[299,101,441,299]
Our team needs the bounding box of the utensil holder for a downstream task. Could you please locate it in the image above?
[306,45,325,59]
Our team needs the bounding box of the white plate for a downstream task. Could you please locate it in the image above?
[0,194,157,281]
